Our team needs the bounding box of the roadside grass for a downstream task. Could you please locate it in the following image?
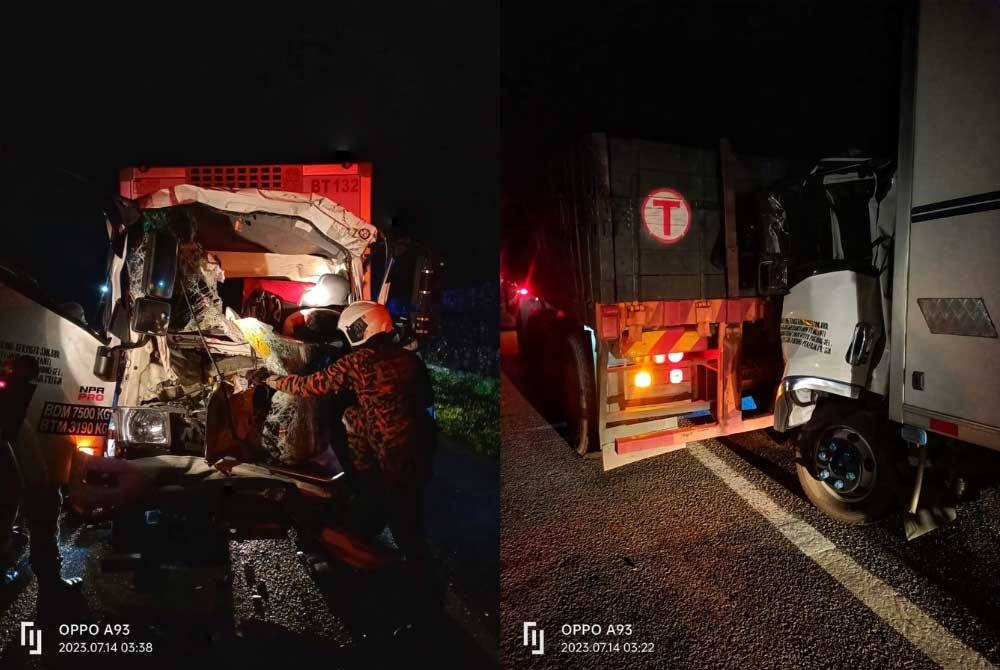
[429,365,499,459]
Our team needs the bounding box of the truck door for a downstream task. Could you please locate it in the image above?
[0,271,114,478]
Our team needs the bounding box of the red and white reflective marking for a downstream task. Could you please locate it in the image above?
[641,188,692,245]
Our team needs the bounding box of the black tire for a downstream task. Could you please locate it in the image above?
[559,331,598,456]
[794,400,901,524]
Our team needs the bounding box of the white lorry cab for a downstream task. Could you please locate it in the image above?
[771,0,1000,535]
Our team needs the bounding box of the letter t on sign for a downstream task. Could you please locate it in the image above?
[651,199,681,237]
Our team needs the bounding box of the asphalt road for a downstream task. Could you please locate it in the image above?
[0,436,499,670]
[500,356,1000,669]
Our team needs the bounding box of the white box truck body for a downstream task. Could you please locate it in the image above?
[774,0,1000,530]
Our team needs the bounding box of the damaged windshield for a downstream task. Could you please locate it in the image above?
[769,159,895,284]
[117,203,360,467]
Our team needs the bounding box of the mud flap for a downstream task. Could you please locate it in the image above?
[904,504,957,541]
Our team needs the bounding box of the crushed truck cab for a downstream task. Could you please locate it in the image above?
[74,184,379,516]
[0,162,394,523]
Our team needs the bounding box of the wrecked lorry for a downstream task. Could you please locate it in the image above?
[510,0,1000,535]
[94,182,386,495]
[0,165,430,556]
[89,183,377,477]
[770,0,1000,535]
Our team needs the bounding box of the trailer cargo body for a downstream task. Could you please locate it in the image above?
[515,134,791,467]
[120,162,373,222]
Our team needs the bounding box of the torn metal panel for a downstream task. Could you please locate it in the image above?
[136,185,376,256]
[114,187,368,466]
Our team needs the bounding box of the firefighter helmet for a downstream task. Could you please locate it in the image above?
[338,301,394,346]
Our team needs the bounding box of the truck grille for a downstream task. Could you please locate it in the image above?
[188,165,284,190]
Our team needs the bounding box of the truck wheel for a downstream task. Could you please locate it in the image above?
[794,401,900,524]
[561,331,597,456]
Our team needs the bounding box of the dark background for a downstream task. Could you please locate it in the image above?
[501,0,906,272]
[0,6,498,318]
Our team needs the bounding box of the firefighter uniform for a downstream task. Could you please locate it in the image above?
[268,331,436,570]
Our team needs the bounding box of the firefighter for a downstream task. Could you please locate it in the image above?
[252,301,438,589]
[0,356,82,609]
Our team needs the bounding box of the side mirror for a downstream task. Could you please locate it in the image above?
[131,297,172,336]
[93,346,120,382]
[142,231,179,300]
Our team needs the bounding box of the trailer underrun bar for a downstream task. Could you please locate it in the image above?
[597,296,775,457]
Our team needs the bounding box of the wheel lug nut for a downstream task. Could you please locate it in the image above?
[833,479,845,490]
[817,469,830,480]
[845,472,857,481]
[817,451,828,462]
[829,443,838,452]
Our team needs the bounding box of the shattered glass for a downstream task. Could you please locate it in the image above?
[177,243,247,343]
[124,228,342,465]
[256,333,340,464]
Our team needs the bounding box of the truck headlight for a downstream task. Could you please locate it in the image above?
[129,411,169,444]
[116,408,172,446]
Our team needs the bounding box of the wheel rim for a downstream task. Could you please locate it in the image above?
[812,425,877,501]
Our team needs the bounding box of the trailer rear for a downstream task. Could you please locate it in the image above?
[512,134,792,468]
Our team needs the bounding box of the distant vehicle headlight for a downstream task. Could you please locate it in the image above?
[121,409,171,446]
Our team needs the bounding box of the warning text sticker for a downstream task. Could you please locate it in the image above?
[780,318,832,355]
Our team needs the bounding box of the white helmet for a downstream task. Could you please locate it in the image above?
[338,301,394,346]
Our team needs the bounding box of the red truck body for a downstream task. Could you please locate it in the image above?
[119,162,373,222]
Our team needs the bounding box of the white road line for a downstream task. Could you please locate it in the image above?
[687,442,995,670]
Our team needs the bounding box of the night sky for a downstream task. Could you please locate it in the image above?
[0,6,498,317]
[502,0,905,202]
[0,3,908,313]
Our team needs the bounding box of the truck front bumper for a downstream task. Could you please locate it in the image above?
[774,376,862,432]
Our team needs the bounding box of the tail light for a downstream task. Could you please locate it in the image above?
[668,352,684,363]
[669,369,683,384]
[634,371,652,388]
